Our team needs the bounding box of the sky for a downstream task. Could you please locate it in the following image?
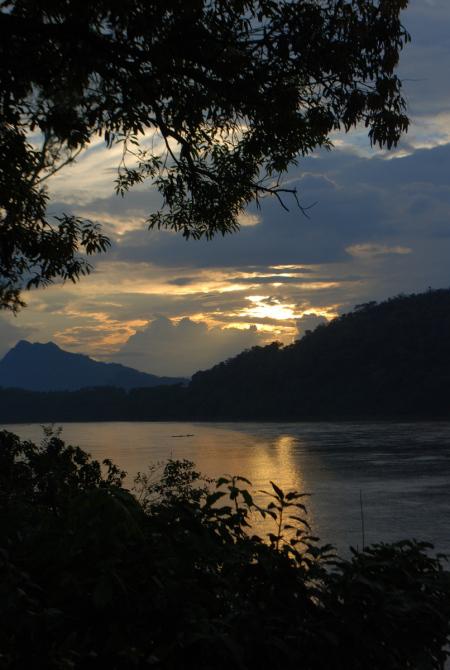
[2,0,450,377]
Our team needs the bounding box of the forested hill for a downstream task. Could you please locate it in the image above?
[1,290,450,422]
[188,289,450,419]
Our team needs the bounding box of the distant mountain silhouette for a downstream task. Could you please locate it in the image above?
[2,290,450,421]
[0,340,185,391]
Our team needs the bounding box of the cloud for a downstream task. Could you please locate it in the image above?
[346,244,412,258]
[48,129,166,206]
[399,1,450,103]
[113,317,267,377]
[84,143,444,279]
[167,276,201,287]
[238,212,261,227]
[16,138,450,367]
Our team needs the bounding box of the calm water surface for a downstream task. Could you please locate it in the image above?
[4,421,450,556]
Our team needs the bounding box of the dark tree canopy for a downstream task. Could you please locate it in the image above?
[0,0,410,310]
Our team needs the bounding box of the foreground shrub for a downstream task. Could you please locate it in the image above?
[0,430,449,669]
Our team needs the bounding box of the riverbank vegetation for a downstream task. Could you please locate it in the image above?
[1,430,449,669]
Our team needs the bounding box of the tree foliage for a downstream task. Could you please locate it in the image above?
[1,430,449,669]
[0,0,410,310]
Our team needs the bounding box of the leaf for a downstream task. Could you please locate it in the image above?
[241,489,253,507]
[235,476,252,485]
[291,517,311,530]
[214,505,232,516]
[229,486,239,500]
[294,504,308,513]
[297,519,311,530]
[286,491,310,501]
[205,491,226,507]
[270,481,284,500]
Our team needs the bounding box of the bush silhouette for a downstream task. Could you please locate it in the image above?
[1,430,449,669]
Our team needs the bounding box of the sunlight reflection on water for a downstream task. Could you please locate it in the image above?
[3,421,450,556]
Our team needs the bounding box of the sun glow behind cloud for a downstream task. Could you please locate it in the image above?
[15,258,351,366]
[240,296,301,321]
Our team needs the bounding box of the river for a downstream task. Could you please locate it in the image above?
[3,420,450,557]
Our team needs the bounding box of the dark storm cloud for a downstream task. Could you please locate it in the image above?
[341,144,450,191]
[399,0,450,116]
[101,165,382,268]
[89,143,450,274]
[167,276,202,286]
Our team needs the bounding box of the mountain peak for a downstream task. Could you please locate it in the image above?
[0,340,185,391]
[12,339,32,349]
[10,339,60,353]
[4,340,67,363]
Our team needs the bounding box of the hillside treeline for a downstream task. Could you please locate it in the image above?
[2,290,450,422]
[189,289,450,419]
